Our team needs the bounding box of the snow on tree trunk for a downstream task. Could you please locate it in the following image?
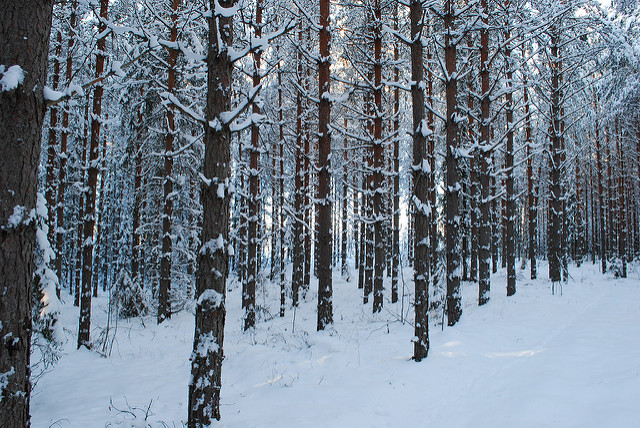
[0,0,53,424]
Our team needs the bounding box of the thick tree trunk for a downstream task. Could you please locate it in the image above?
[187,0,234,423]
[0,0,53,424]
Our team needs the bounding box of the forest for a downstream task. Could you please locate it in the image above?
[1,0,640,426]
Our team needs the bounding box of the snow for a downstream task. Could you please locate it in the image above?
[0,65,24,91]
[30,262,640,427]
[43,86,64,102]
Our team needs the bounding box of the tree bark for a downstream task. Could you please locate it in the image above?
[317,0,333,330]
[410,0,429,361]
[158,0,182,324]
[78,0,108,348]
[187,0,234,422]
[444,0,461,325]
[0,0,53,424]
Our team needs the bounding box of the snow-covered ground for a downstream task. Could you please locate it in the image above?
[32,261,640,427]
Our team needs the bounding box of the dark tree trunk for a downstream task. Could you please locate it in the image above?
[372,0,384,314]
[524,67,536,280]
[444,0,461,325]
[504,17,516,296]
[244,0,262,331]
[78,0,108,349]
[187,0,234,423]
[478,0,491,305]
[57,0,78,291]
[158,0,182,324]
[317,0,333,330]
[595,97,606,273]
[392,9,400,303]
[548,29,562,285]
[0,0,53,424]
[131,90,144,288]
[46,32,62,261]
[410,0,429,361]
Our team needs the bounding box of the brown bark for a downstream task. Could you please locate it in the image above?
[0,0,53,425]
[524,65,536,280]
[392,8,400,303]
[444,0,461,325]
[595,95,606,273]
[187,0,234,422]
[548,28,562,284]
[158,0,181,324]
[372,0,384,313]
[317,0,333,330]
[504,15,515,297]
[78,0,108,349]
[57,1,78,290]
[478,0,491,305]
[46,32,62,258]
[410,0,429,361]
[131,90,144,287]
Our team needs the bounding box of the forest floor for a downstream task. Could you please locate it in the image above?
[31,261,640,427]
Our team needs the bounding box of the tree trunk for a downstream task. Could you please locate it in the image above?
[78,0,108,348]
[158,0,181,324]
[504,15,515,296]
[478,0,491,305]
[0,0,53,424]
[317,0,333,330]
[410,0,429,361]
[372,0,384,314]
[187,0,234,422]
[57,0,78,292]
[444,0,461,325]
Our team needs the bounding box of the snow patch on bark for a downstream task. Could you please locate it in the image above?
[0,65,24,91]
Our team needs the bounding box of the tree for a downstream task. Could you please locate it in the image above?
[0,0,54,425]
[187,0,235,423]
[317,0,333,330]
[410,0,429,361]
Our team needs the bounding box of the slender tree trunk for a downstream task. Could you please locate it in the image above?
[445,0,461,325]
[392,9,400,303]
[244,0,262,331]
[524,71,536,279]
[57,0,78,292]
[504,14,515,296]
[292,26,305,306]
[187,0,234,422]
[342,118,350,280]
[0,0,53,424]
[595,96,606,273]
[410,0,429,361]
[317,0,333,330]
[372,0,384,313]
[131,91,144,288]
[548,29,562,284]
[478,0,491,305]
[78,0,108,348]
[46,32,62,262]
[158,0,181,324]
